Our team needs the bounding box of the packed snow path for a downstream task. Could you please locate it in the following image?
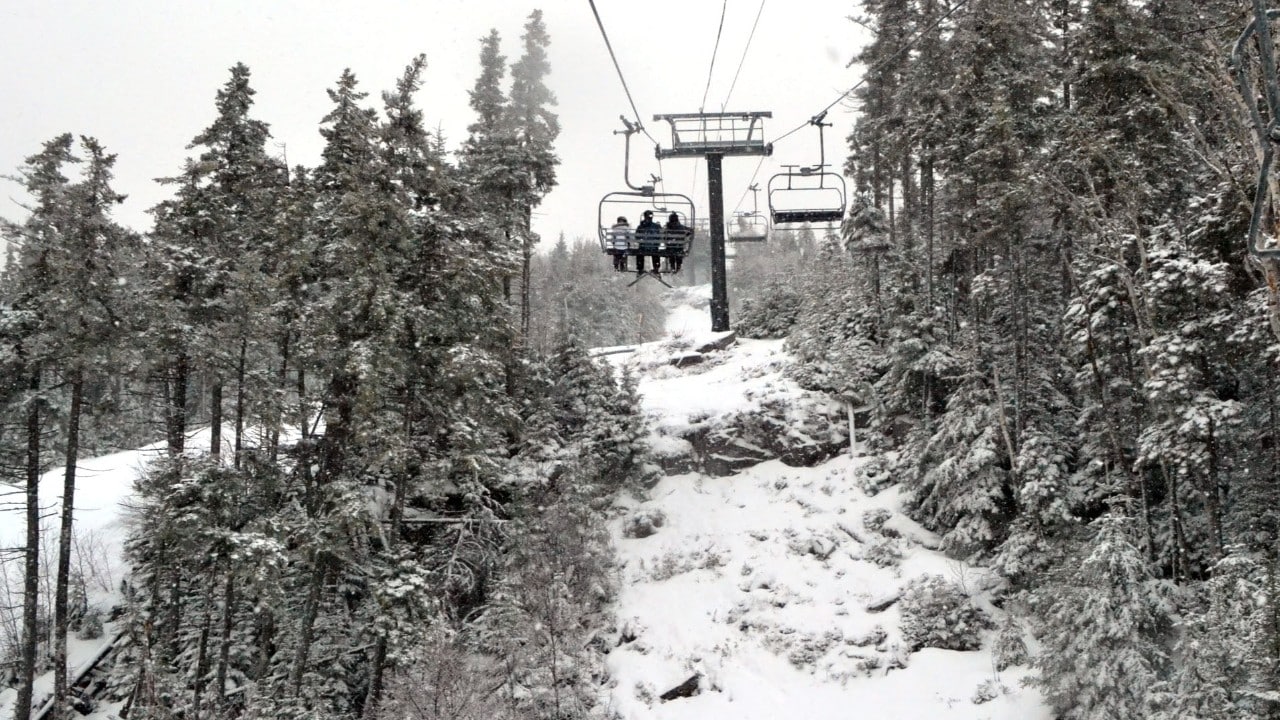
[603,285,1051,719]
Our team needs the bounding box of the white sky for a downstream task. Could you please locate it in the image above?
[0,0,866,251]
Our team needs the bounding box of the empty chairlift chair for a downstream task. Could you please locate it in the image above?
[767,111,848,231]
[767,165,847,226]
[727,182,770,243]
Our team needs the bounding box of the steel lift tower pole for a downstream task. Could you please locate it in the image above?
[653,112,772,332]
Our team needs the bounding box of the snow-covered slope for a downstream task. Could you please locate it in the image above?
[603,285,1052,719]
[3,285,1054,720]
[0,430,258,719]
[0,443,157,719]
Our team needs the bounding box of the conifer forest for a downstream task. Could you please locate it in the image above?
[2,1,1280,719]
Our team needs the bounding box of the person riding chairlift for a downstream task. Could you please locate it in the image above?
[635,210,662,274]
[664,212,688,273]
[608,215,630,271]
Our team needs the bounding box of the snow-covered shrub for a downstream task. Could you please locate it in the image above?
[736,281,804,339]
[991,613,1029,670]
[854,456,893,495]
[634,681,656,705]
[662,330,696,352]
[862,507,892,534]
[865,539,902,568]
[851,626,887,647]
[77,606,104,640]
[898,574,989,651]
[972,678,1006,704]
[784,629,842,667]
[649,552,685,582]
[623,509,666,539]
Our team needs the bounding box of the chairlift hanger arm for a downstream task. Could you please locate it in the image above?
[614,116,641,136]
[616,119,657,194]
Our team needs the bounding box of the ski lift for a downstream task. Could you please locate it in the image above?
[597,118,696,286]
[767,112,847,228]
[727,183,770,243]
[1232,1,1280,259]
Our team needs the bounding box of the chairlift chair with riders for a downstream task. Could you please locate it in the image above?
[597,118,696,287]
[767,112,847,230]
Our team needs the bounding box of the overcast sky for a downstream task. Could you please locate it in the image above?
[0,0,866,252]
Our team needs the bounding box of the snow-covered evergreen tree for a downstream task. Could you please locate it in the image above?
[1032,516,1171,719]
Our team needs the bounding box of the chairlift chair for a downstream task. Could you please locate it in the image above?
[597,118,697,286]
[727,211,770,242]
[597,190,696,263]
[767,165,847,226]
[767,112,848,230]
[727,183,770,243]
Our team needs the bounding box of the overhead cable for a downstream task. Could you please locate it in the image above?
[772,0,972,146]
[722,0,767,111]
[700,0,729,112]
[587,0,661,146]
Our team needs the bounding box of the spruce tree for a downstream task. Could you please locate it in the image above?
[509,10,560,339]
[1,132,77,720]
[50,138,137,720]
[1033,516,1171,719]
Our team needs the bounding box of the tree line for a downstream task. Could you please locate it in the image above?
[1,10,651,719]
[738,1,1280,717]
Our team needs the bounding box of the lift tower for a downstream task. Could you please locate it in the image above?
[653,112,772,331]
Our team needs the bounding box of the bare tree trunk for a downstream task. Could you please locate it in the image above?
[270,331,290,464]
[15,371,42,720]
[211,380,223,458]
[53,370,84,720]
[216,572,236,706]
[924,152,935,308]
[297,366,308,441]
[290,558,326,697]
[1203,420,1225,560]
[363,641,389,720]
[521,208,534,343]
[191,584,214,719]
[167,350,189,457]
[1164,462,1190,581]
[235,337,247,469]
[165,567,184,661]
[521,242,533,343]
[252,605,275,681]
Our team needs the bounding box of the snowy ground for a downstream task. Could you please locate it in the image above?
[0,443,156,719]
[602,285,1052,719]
[0,429,248,719]
[2,285,1053,720]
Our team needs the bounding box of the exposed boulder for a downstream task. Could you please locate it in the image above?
[680,396,847,477]
[659,673,701,701]
[670,352,705,367]
[696,332,737,353]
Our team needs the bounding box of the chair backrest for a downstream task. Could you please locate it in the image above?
[605,228,634,249]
